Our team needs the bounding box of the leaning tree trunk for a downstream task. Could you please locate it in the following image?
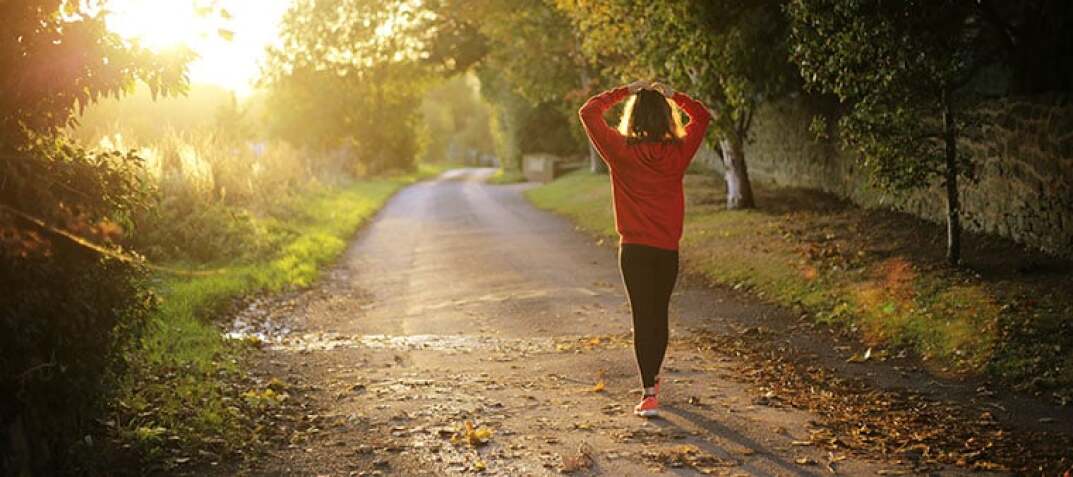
[719,135,755,209]
[942,90,961,265]
[589,143,607,173]
[570,34,606,176]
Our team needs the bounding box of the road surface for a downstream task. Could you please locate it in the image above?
[227,168,1009,476]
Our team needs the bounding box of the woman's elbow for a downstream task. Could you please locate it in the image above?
[579,101,598,118]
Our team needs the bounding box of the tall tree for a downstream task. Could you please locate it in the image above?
[788,0,1008,265]
[556,0,799,208]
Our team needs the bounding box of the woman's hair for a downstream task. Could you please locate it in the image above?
[618,89,686,144]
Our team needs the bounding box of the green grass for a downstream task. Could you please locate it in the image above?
[485,167,528,185]
[526,170,1073,396]
[525,171,615,236]
[111,163,450,467]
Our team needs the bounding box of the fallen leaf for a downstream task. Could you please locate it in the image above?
[561,442,594,473]
[591,380,606,393]
[453,420,493,447]
[846,347,872,363]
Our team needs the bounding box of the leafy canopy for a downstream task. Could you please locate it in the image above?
[557,0,799,139]
[1,0,193,146]
[788,0,994,188]
[261,0,432,172]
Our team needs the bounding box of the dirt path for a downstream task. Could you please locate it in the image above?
[216,168,1067,476]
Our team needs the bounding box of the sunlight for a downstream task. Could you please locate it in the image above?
[105,0,203,51]
[105,0,293,97]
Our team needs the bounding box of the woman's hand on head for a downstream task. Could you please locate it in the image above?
[627,80,652,94]
[651,82,674,98]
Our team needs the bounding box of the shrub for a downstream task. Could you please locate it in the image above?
[1,137,157,474]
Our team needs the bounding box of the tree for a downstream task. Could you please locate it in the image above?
[788,0,1009,265]
[421,0,606,173]
[556,0,799,208]
[261,0,431,174]
[469,0,607,172]
[419,74,495,164]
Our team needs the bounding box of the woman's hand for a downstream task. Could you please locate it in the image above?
[627,80,651,94]
[650,82,674,98]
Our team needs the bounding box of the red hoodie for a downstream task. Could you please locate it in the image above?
[579,87,712,251]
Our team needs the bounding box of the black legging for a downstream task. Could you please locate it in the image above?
[619,243,679,389]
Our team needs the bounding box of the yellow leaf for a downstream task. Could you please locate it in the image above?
[62,1,78,17]
[846,347,872,363]
[460,420,492,447]
[591,380,605,393]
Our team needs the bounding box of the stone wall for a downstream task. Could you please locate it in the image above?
[709,95,1073,257]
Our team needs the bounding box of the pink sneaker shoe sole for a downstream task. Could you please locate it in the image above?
[634,407,659,417]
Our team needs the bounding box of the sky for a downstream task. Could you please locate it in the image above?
[105,0,294,97]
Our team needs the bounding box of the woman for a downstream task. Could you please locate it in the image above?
[579,80,712,417]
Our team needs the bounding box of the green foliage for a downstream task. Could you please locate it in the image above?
[420,75,495,163]
[261,0,432,174]
[556,0,798,141]
[0,2,195,472]
[787,0,987,191]
[555,0,798,203]
[0,1,192,144]
[420,0,597,165]
[0,138,159,474]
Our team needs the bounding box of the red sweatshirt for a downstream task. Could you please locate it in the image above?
[579,87,712,251]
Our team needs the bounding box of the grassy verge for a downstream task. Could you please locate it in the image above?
[104,163,449,471]
[485,167,527,185]
[527,170,1073,403]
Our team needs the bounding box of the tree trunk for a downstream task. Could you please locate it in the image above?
[573,48,605,175]
[719,135,755,209]
[589,143,607,174]
[942,91,961,265]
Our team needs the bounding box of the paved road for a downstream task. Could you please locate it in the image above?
[235,168,978,476]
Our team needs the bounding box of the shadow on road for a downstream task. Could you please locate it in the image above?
[659,404,822,477]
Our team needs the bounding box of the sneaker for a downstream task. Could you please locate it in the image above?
[634,395,659,417]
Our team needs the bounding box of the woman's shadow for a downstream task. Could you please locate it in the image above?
[647,403,827,477]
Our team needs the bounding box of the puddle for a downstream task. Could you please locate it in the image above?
[225,321,561,354]
[223,289,617,355]
[419,287,600,312]
[267,333,559,354]
[224,295,299,343]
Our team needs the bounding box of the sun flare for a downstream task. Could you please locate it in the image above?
[105,0,293,97]
[105,0,208,51]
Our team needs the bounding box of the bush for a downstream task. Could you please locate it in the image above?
[1,138,157,475]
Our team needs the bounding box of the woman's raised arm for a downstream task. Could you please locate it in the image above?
[579,81,647,168]
[669,90,713,164]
